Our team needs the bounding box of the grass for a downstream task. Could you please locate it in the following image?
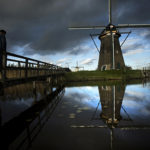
[64,70,143,82]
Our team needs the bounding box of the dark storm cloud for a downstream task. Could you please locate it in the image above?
[1,0,150,55]
[114,0,150,24]
[122,43,144,54]
[68,48,82,55]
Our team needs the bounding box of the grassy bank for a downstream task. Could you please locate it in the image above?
[65,79,144,87]
[64,70,143,82]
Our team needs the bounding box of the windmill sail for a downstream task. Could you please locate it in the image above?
[68,0,150,70]
[117,24,150,28]
[109,0,112,24]
[68,25,106,30]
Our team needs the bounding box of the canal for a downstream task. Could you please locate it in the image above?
[0,80,150,150]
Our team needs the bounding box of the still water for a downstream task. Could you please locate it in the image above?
[0,81,150,150]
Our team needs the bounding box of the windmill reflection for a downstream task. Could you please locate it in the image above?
[99,85,125,125]
[97,84,150,150]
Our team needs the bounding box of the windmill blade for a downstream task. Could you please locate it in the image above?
[117,24,150,28]
[90,33,101,36]
[109,0,112,24]
[120,31,132,34]
[118,125,150,130]
[68,26,106,30]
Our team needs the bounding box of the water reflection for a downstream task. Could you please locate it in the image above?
[0,81,64,150]
[0,81,52,101]
[65,82,150,150]
[93,84,150,149]
[99,85,125,125]
[1,81,150,150]
[0,81,56,124]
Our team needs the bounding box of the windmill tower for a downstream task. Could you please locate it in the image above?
[69,0,150,70]
[98,26,125,70]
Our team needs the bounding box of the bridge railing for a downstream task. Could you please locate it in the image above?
[6,52,60,69]
[0,51,66,81]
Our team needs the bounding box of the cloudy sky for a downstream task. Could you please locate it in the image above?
[1,0,150,70]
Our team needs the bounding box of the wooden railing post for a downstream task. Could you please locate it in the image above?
[45,63,47,76]
[37,61,39,76]
[0,30,7,82]
[18,62,20,67]
[25,58,28,78]
[1,51,6,82]
[18,61,21,78]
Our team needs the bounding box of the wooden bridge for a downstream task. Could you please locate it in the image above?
[0,51,68,84]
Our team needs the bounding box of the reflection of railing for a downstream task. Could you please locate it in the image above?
[0,85,65,150]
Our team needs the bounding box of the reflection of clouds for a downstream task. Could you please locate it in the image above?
[65,87,100,108]
[124,93,146,102]
[123,101,141,109]
[14,98,34,107]
[0,98,34,125]
[143,105,150,115]
[85,87,94,90]
[122,84,150,118]
[124,84,150,102]
[125,90,144,98]
[140,108,150,115]
[66,93,91,102]
[64,84,150,124]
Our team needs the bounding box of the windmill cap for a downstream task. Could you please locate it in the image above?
[0,30,6,34]
[99,27,121,39]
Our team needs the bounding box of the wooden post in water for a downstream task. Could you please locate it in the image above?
[47,77,53,93]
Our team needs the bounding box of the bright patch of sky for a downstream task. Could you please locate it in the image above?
[120,30,150,69]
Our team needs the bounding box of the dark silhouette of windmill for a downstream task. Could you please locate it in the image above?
[69,0,150,70]
[72,61,84,72]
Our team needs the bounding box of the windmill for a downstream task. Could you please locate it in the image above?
[65,62,71,68]
[72,61,84,72]
[69,0,150,70]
